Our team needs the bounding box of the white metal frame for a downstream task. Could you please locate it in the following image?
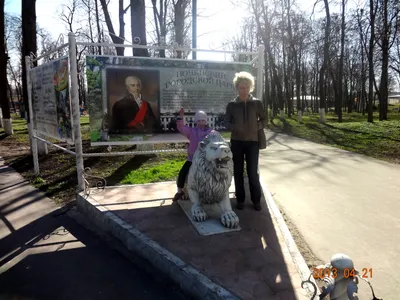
[87,53,257,65]
[25,33,265,192]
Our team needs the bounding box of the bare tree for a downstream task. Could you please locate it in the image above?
[5,14,23,106]
[151,0,169,57]
[99,0,127,55]
[356,9,369,114]
[368,1,378,122]
[390,27,400,80]
[284,0,301,119]
[314,0,331,123]
[376,0,399,120]
[229,17,257,62]
[60,0,88,106]
[149,0,192,58]
[172,0,191,58]
[60,0,80,34]
[81,0,96,54]
[37,28,59,62]
[251,0,284,119]
[280,0,291,118]
[131,0,148,56]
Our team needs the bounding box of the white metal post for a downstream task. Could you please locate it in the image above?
[25,55,40,175]
[68,32,85,192]
[256,45,265,101]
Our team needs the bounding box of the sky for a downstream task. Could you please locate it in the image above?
[4,0,333,62]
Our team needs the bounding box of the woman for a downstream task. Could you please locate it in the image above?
[224,71,266,211]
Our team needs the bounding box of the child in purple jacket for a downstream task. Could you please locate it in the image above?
[172,108,214,201]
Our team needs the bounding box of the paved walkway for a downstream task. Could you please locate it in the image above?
[259,131,400,299]
[0,158,187,300]
[86,180,312,299]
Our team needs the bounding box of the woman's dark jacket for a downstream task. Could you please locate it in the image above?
[224,95,266,142]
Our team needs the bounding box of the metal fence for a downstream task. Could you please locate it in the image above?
[25,32,264,191]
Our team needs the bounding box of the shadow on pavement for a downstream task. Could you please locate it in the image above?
[91,179,305,299]
[0,175,188,300]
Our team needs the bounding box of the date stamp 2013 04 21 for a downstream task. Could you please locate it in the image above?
[313,267,373,279]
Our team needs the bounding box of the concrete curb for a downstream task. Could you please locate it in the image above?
[259,174,320,297]
[76,192,239,300]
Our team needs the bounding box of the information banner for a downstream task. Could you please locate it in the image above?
[86,55,253,145]
[30,56,73,143]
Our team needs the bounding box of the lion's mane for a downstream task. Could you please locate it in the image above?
[187,131,233,204]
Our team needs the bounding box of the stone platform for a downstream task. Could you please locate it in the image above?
[77,179,316,300]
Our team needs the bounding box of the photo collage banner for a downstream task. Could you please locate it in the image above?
[30,56,73,144]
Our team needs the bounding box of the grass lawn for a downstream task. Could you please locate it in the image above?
[0,116,30,143]
[267,105,400,164]
[1,107,399,204]
[0,114,187,204]
[121,156,185,185]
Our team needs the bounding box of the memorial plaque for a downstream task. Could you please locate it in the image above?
[86,55,254,145]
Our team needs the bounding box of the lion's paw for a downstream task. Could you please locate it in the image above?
[221,211,239,228]
[191,204,207,222]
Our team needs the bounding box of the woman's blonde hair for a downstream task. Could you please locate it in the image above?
[233,71,255,92]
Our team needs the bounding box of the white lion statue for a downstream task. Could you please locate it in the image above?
[186,131,239,228]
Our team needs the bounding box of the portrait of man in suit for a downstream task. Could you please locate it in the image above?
[110,75,160,134]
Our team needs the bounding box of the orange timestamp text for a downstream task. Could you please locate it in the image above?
[312,267,373,279]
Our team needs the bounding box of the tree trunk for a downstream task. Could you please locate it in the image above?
[268,59,277,118]
[159,0,167,58]
[295,56,301,120]
[174,0,187,59]
[301,62,306,113]
[285,0,300,120]
[130,0,148,57]
[282,38,290,117]
[264,29,283,119]
[379,0,389,121]
[151,0,163,57]
[251,0,281,119]
[337,0,345,122]
[87,0,94,53]
[17,82,22,103]
[264,50,270,123]
[319,0,330,123]
[22,0,47,155]
[118,0,126,52]
[100,0,125,55]
[21,0,37,123]
[267,46,284,119]
[8,61,21,108]
[348,57,353,113]
[361,37,366,115]
[95,0,102,55]
[0,0,12,134]
[77,73,83,106]
[367,0,375,122]
[314,56,319,113]
[344,78,349,114]
[330,69,339,113]
[7,79,16,113]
